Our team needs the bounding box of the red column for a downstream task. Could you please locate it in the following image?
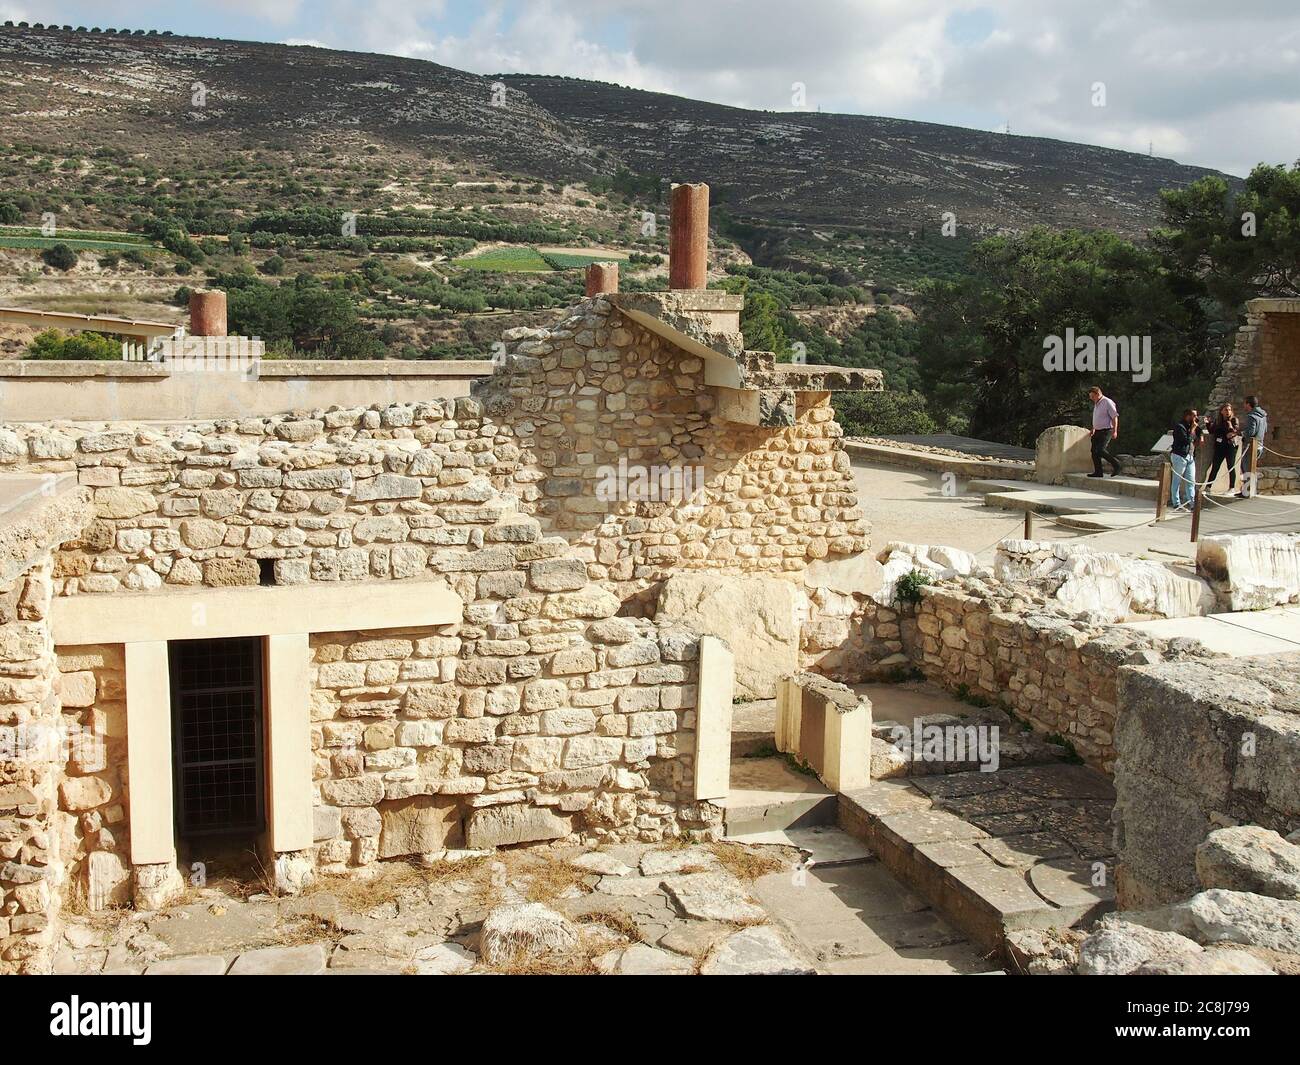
[668,182,709,290]
[189,290,227,337]
[585,262,619,296]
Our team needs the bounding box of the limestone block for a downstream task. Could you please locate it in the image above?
[378,796,462,858]
[1196,826,1300,899]
[656,573,803,699]
[1035,424,1092,484]
[479,902,578,965]
[1197,533,1300,611]
[465,804,571,849]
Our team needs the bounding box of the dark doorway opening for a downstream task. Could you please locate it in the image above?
[169,636,265,843]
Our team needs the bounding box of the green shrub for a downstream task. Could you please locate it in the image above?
[41,243,78,271]
[894,568,931,606]
[26,329,120,360]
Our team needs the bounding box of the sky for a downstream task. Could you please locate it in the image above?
[5,0,1298,177]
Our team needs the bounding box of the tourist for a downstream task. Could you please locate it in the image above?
[1236,395,1269,498]
[1169,408,1199,509]
[1086,385,1122,477]
[1207,403,1241,494]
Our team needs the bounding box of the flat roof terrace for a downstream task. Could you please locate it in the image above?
[0,359,496,421]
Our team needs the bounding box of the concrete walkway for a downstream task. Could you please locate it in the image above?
[1120,605,1300,656]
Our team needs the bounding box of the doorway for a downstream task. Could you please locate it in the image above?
[169,636,266,844]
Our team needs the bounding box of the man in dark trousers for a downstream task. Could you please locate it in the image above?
[1087,385,1122,477]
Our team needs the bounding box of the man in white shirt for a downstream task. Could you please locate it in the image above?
[1087,385,1122,478]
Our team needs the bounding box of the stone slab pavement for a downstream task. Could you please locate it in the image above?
[1120,606,1300,656]
[838,763,1117,956]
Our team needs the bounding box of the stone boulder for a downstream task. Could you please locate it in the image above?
[996,540,1214,620]
[479,902,578,966]
[1197,533,1300,611]
[1077,922,1203,975]
[872,541,980,606]
[1196,826,1300,900]
[1168,889,1300,955]
[1004,927,1083,975]
[1034,424,1092,485]
[656,573,805,699]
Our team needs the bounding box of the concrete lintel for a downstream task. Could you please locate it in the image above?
[52,578,463,645]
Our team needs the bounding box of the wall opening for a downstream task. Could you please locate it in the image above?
[169,636,266,844]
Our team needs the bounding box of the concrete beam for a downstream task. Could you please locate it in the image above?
[52,579,463,645]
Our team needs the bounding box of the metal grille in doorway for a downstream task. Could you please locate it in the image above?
[169,636,265,837]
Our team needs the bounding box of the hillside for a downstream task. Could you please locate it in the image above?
[0,24,1238,385]
[0,26,1229,237]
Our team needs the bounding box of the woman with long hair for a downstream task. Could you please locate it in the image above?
[1207,402,1241,494]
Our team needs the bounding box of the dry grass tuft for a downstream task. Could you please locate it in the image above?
[575,909,644,943]
[707,841,787,881]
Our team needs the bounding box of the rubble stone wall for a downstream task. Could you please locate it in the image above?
[0,488,93,974]
[855,582,1204,773]
[482,297,870,613]
[3,384,727,878]
[1113,653,1300,908]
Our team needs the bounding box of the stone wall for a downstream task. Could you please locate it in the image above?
[854,578,1212,773]
[1208,299,1300,470]
[480,297,869,612]
[309,617,710,874]
[53,644,130,912]
[1113,653,1300,908]
[1,379,733,877]
[0,487,93,974]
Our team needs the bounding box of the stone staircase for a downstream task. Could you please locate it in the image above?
[1062,472,1161,501]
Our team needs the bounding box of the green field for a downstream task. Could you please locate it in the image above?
[453,246,553,272]
[0,226,151,252]
[539,250,624,269]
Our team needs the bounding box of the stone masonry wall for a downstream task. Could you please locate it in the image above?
[1209,305,1300,471]
[3,393,721,876]
[0,554,61,974]
[54,644,130,913]
[309,617,709,873]
[1113,653,1300,908]
[0,486,93,972]
[857,580,1214,773]
[481,297,869,612]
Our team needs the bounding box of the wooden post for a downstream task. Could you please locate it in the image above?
[1023,510,1033,539]
[1190,484,1203,542]
[1248,440,1259,498]
[1156,462,1170,521]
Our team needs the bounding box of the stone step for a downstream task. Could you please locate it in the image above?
[836,770,1116,959]
[721,757,837,836]
[1063,472,1161,500]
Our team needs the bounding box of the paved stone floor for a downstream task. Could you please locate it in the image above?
[54,830,1003,976]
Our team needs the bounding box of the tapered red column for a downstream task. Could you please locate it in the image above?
[669,182,709,290]
[189,289,227,337]
[585,261,619,296]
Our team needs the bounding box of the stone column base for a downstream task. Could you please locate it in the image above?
[132,862,185,911]
[271,850,316,895]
